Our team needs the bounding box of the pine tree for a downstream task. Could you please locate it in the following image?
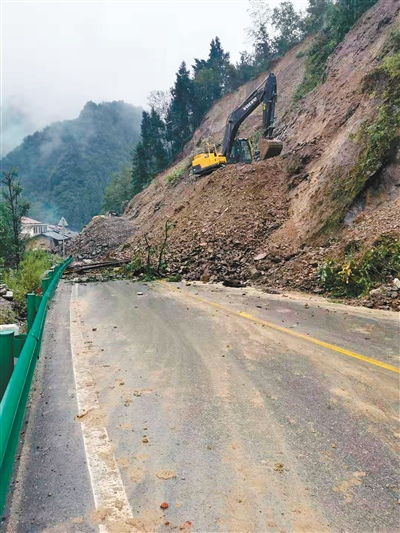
[131,142,150,196]
[234,51,256,86]
[166,62,193,159]
[149,108,169,174]
[253,23,274,74]
[191,37,233,129]
[207,37,232,96]
[0,169,29,267]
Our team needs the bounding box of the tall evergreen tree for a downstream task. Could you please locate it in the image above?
[166,62,193,159]
[0,169,29,267]
[207,37,232,96]
[149,108,170,173]
[131,142,150,196]
[191,37,233,129]
[252,23,274,73]
[234,51,256,86]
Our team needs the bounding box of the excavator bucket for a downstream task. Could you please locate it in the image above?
[258,138,283,160]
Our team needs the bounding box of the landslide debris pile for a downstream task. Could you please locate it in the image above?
[70,0,400,310]
[69,215,135,260]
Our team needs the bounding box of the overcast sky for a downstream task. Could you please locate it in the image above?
[2,0,308,154]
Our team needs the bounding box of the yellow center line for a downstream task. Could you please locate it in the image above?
[157,280,400,375]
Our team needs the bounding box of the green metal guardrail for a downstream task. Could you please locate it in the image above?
[0,256,72,515]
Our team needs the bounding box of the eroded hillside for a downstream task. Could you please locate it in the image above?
[71,0,400,309]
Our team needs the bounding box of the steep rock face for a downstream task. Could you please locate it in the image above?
[280,0,399,241]
[2,101,142,229]
[72,0,399,304]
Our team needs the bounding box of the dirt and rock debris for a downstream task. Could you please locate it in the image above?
[69,0,400,311]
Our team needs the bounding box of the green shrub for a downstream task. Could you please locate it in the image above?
[165,161,189,185]
[166,274,182,282]
[318,235,400,297]
[122,256,143,277]
[0,304,16,325]
[4,250,58,308]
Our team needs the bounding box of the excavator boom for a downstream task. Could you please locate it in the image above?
[222,72,279,159]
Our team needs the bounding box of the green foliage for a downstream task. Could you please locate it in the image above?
[318,235,400,297]
[272,1,304,54]
[4,250,57,308]
[191,37,234,129]
[0,304,16,326]
[165,162,188,185]
[166,62,194,160]
[295,0,378,100]
[166,274,182,282]
[131,141,151,196]
[0,202,14,265]
[102,166,133,215]
[302,0,332,33]
[1,101,142,229]
[0,169,29,267]
[123,256,143,276]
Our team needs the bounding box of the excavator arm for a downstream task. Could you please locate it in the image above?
[221,73,279,159]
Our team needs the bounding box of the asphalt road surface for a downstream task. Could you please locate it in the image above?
[4,280,400,532]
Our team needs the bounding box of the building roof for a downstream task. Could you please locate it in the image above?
[21,216,43,225]
[47,225,78,237]
[43,231,69,241]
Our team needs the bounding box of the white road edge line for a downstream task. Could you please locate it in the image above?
[70,284,134,533]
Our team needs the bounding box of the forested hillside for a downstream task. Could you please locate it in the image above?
[1,101,141,229]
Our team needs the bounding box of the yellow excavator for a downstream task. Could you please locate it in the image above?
[191,73,283,176]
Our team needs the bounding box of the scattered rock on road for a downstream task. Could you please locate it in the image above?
[156,469,177,480]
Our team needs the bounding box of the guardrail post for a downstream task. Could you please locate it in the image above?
[0,332,14,402]
[12,335,27,359]
[27,293,36,332]
[41,277,50,293]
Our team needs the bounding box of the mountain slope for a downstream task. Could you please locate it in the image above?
[2,101,142,229]
[71,0,399,307]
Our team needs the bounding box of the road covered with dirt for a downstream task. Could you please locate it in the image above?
[5,280,399,532]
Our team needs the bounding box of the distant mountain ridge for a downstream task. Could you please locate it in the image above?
[1,100,142,229]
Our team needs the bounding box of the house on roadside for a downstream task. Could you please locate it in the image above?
[25,231,70,252]
[21,216,77,252]
[20,216,48,238]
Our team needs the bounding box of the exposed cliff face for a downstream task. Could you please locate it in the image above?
[72,0,399,308]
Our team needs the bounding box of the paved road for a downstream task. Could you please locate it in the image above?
[4,280,399,532]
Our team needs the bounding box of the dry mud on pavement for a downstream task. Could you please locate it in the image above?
[5,279,400,533]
